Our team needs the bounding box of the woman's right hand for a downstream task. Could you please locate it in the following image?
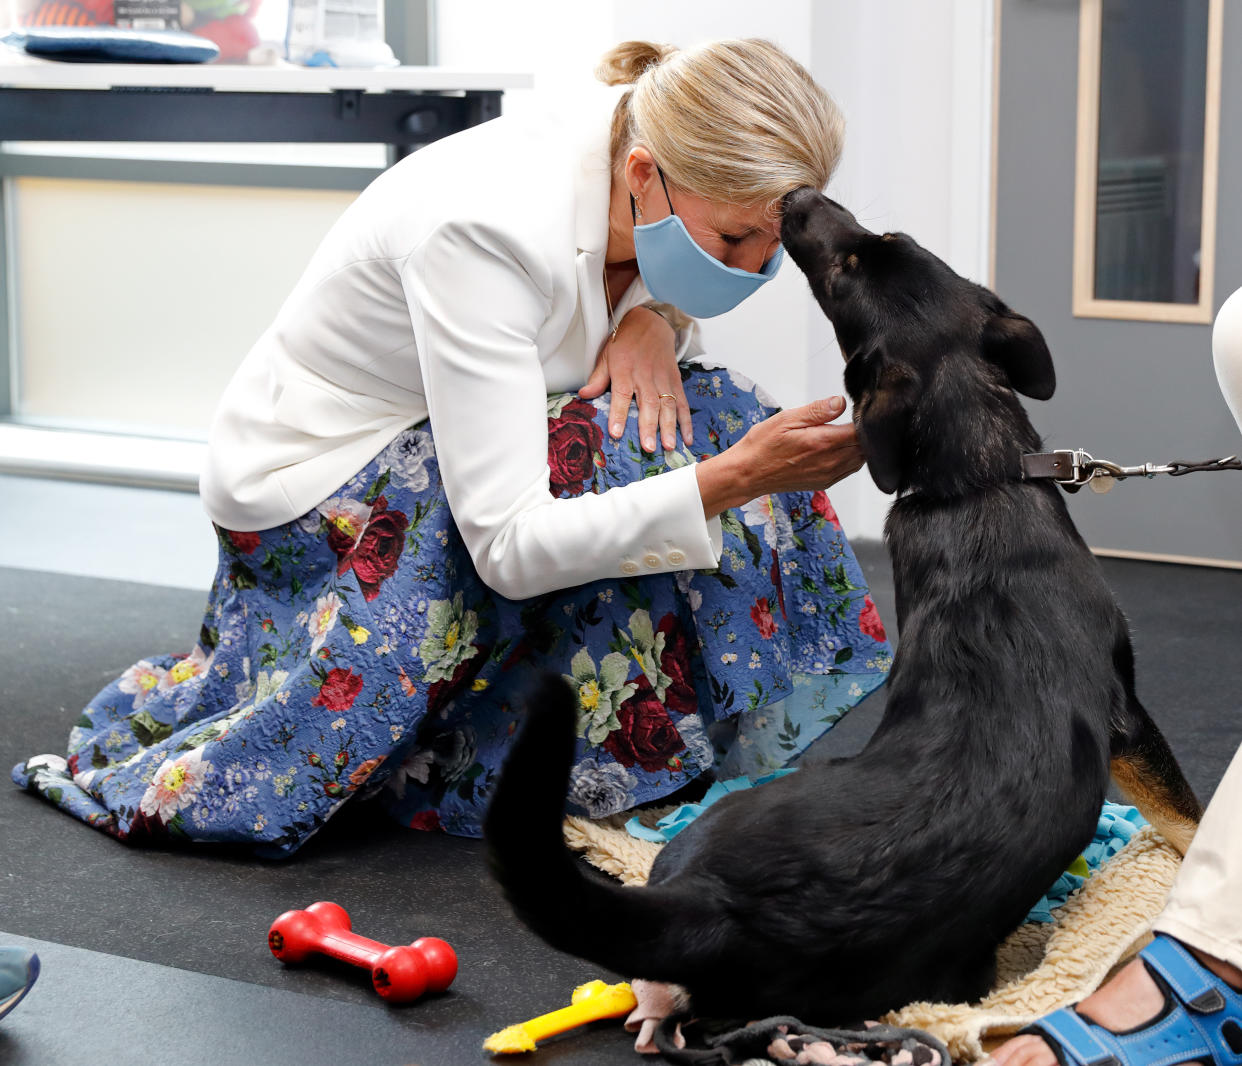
[695,396,863,519]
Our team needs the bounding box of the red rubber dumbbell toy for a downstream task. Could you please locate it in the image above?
[267,901,457,1003]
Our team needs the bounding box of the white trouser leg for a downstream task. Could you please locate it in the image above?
[1152,741,1242,970]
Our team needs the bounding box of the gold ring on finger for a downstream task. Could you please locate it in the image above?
[658,393,676,402]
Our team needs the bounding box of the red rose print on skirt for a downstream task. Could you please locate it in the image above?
[226,529,262,554]
[327,495,408,601]
[547,398,604,497]
[858,595,887,642]
[604,677,687,772]
[312,667,364,712]
[751,597,779,639]
[656,613,698,715]
[810,491,842,530]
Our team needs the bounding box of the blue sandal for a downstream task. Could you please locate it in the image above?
[0,947,39,1021]
[1020,935,1242,1066]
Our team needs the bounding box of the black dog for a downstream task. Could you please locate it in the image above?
[483,188,1202,1026]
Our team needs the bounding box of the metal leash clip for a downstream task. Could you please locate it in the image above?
[1022,449,1173,493]
[1023,449,1242,493]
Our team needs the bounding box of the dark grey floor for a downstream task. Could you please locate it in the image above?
[1,548,1240,1065]
[0,932,479,1066]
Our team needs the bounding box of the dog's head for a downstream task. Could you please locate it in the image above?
[781,188,1055,496]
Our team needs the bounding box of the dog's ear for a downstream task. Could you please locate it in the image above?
[846,349,919,495]
[981,310,1056,400]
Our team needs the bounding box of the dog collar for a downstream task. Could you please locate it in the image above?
[1021,449,1105,489]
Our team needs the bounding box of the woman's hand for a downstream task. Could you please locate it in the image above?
[579,306,693,453]
[695,396,863,518]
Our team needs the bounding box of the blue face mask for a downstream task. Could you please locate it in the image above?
[631,167,784,319]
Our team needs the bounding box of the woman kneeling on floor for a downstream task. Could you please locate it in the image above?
[12,38,891,856]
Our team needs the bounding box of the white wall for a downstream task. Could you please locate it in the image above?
[809,0,996,537]
[436,0,996,540]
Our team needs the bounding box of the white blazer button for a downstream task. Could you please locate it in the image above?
[620,560,640,575]
[667,550,686,565]
[643,553,661,568]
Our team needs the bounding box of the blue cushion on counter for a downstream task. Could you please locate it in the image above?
[3,26,219,64]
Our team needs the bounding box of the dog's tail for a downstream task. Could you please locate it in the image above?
[484,673,715,982]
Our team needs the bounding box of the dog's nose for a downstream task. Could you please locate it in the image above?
[781,188,823,249]
[781,187,819,228]
[788,195,870,250]
[783,187,820,213]
[781,189,864,238]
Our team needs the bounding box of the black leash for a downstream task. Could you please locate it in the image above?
[1022,449,1242,494]
[652,1012,952,1066]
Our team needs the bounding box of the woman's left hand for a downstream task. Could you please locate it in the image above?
[579,306,693,453]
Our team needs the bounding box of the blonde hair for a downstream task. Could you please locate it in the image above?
[597,39,845,215]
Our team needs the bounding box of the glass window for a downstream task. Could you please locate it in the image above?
[1094,0,1208,304]
[1073,0,1221,322]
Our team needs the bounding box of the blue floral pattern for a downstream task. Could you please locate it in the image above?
[12,365,892,856]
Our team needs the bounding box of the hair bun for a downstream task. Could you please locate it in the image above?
[595,40,678,86]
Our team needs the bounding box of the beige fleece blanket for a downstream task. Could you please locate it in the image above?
[563,812,1182,1063]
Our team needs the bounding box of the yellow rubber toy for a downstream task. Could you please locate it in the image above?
[483,979,638,1054]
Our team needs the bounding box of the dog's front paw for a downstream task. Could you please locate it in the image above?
[625,979,689,1054]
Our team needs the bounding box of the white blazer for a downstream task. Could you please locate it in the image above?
[199,82,724,600]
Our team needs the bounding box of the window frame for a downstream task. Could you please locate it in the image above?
[1071,0,1223,324]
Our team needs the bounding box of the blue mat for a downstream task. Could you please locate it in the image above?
[629,776,1148,925]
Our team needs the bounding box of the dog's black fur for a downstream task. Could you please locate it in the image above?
[483,188,1202,1025]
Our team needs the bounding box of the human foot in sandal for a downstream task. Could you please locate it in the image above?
[988,935,1242,1066]
[0,947,39,1021]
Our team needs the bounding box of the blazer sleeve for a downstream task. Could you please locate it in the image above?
[403,222,723,601]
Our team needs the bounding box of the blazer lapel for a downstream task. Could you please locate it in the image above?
[575,248,607,364]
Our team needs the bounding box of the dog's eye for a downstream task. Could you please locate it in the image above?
[845,254,859,270]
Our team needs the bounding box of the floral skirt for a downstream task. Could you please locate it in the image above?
[12,365,892,857]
